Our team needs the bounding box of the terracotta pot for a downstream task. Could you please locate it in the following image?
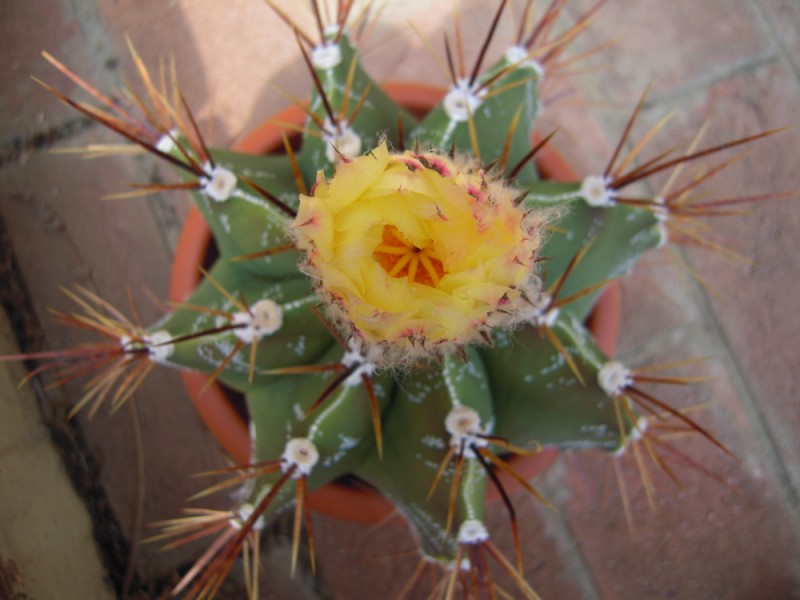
[170,83,620,524]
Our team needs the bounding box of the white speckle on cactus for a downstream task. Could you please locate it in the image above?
[281,437,319,478]
[219,212,231,234]
[442,361,460,407]
[598,360,633,396]
[580,423,611,437]
[201,164,237,202]
[421,435,447,449]
[652,196,668,221]
[457,519,489,545]
[339,435,359,450]
[289,335,306,356]
[323,120,362,162]
[540,352,565,376]
[504,45,545,78]
[249,419,257,446]
[281,295,316,312]
[630,226,655,248]
[444,79,484,122]
[404,501,449,548]
[312,42,342,69]
[655,222,669,248]
[651,196,670,248]
[613,416,649,456]
[580,175,615,207]
[232,299,283,343]
[563,438,612,450]
[406,389,426,404]
[341,338,377,386]
[323,442,357,468]
[494,329,511,348]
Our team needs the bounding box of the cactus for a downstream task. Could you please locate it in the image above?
[5,1,784,598]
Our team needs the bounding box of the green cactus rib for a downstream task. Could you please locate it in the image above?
[356,351,491,559]
[171,146,301,279]
[296,34,418,179]
[153,259,334,392]
[481,315,629,451]
[410,55,542,183]
[241,344,394,519]
[524,180,663,321]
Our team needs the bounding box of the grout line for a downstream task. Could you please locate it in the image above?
[0,117,94,170]
[643,51,778,108]
[750,0,800,89]
[676,248,800,519]
[62,0,122,90]
[59,0,180,260]
[536,466,604,600]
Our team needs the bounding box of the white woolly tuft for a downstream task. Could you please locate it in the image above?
[232,299,283,343]
[146,330,174,363]
[597,360,633,396]
[445,405,488,458]
[202,165,237,202]
[312,42,342,69]
[504,45,545,78]
[155,128,180,153]
[232,502,265,531]
[324,122,362,163]
[281,437,319,478]
[444,79,484,122]
[518,288,559,328]
[580,175,615,207]
[341,338,377,386]
[534,306,559,328]
[445,405,482,437]
[458,519,489,544]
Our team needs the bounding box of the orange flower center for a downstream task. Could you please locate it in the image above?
[372,225,445,287]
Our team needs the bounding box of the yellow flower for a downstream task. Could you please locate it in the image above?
[292,142,545,364]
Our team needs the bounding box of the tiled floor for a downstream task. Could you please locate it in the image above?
[1,1,799,598]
